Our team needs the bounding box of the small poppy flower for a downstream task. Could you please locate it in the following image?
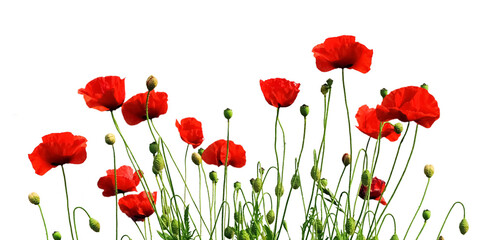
[176,117,204,148]
[312,35,373,73]
[118,191,157,222]
[78,76,125,111]
[97,165,142,197]
[121,91,168,125]
[359,177,387,205]
[376,86,440,128]
[356,105,400,142]
[28,132,88,176]
[202,139,246,168]
[260,78,300,108]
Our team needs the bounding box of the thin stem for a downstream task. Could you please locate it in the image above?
[61,165,75,240]
[111,144,119,240]
[37,205,49,240]
[134,222,147,240]
[221,118,230,240]
[416,221,427,240]
[184,144,189,203]
[73,206,91,240]
[404,178,431,240]
[436,201,466,239]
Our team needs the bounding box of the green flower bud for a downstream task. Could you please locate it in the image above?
[275,182,284,197]
[209,171,218,183]
[300,104,309,117]
[238,230,250,240]
[191,152,202,165]
[234,212,243,224]
[152,153,165,175]
[326,78,333,86]
[394,122,403,134]
[149,141,158,155]
[424,164,434,178]
[361,170,371,187]
[345,218,356,235]
[171,220,180,235]
[314,219,323,234]
[89,218,100,232]
[266,209,275,224]
[291,174,301,189]
[146,75,158,91]
[198,148,204,155]
[160,215,169,229]
[234,181,241,190]
[311,166,321,181]
[250,222,259,235]
[356,232,365,240]
[422,209,431,221]
[321,83,330,95]
[319,178,328,188]
[342,153,351,167]
[224,108,233,120]
[371,237,379,240]
[390,234,399,240]
[420,83,428,90]
[28,192,40,205]
[380,88,388,98]
[52,231,62,240]
[224,226,235,239]
[105,133,116,145]
[252,178,263,193]
[259,167,265,175]
[459,218,469,234]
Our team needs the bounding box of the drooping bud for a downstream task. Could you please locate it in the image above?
[345,218,356,235]
[105,133,116,145]
[89,218,100,232]
[326,78,334,86]
[291,174,301,189]
[209,171,218,183]
[266,209,275,224]
[424,164,434,178]
[224,226,235,239]
[314,219,323,233]
[311,166,321,181]
[422,209,431,221]
[275,182,284,197]
[238,230,250,240]
[390,234,399,240]
[252,178,263,193]
[321,83,330,95]
[191,152,202,165]
[300,104,309,117]
[149,141,158,155]
[394,122,403,134]
[146,75,158,91]
[380,88,388,98]
[224,108,233,120]
[459,218,469,234]
[342,153,351,166]
[152,153,165,175]
[361,170,371,187]
[420,83,428,90]
[171,220,180,235]
[28,192,40,205]
[52,231,62,240]
[234,181,241,190]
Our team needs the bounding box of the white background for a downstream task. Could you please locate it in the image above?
[1,1,483,239]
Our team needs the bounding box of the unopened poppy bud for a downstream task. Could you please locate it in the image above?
[314,219,323,233]
[266,209,275,224]
[321,83,330,95]
[361,170,371,187]
[239,230,250,240]
[234,212,243,223]
[171,220,180,235]
[342,153,351,166]
[252,178,263,193]
[326,78,334,86]
[224,226,235,239]
[52,231,62,240]
[146,75,158,91]
[234,181,241,190]
[163,205,170,215]
[420,83,428,90]
[191,152,202,165]
[459,218,469,234]
[224,108,233,120]
[422,209,431,221]
[300,104,309,117]
[380,88,388,98]
[149,141,158,155]
[311,166,321,181]
[249,178,255,186]
[291,174,301,189]
[394,122,403,134]
[345,218,356,235]
[209,171,218,183]
[28,192,40,205]
[319,178,328,188]
[259,167,265,175]
[152,154,164,174]
[275,182,284,197]
[105,133,116,145]
[89,218,100,232]
[250,222,259,235]
[390,234,399,240]
[160,215,169,229]
[424,164,434,178]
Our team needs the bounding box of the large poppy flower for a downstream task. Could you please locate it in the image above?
[78,76,125,111]
[121,91,168,125]
[97,165,142,197]
[118,191,157,222]
[356,105,400,142]
[28,132,88,176]
[201,139,246,168]
[176,117,204,148]
[312,35,373,73]
[376,86,440,128]
[260,78,300,108]
[359,177,387,205]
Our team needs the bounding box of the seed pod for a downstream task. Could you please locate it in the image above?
[52,231,62,240]
[224,108,233,120]
[300,104,309,117]
[422,209,431,221]
[149,141,158,154]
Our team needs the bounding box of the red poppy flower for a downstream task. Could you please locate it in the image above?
[201,139,246,168]
[376,86,440,128]
[28,132,88,176]
[78,76,125,111]
[176,117,204,148]
[356,105,400,142]
[118,191,157,222]
[260,78,300,108]
[312,35,373,73]
[121,91,168,125]
[359,177,387,205]
[97,165,142,197]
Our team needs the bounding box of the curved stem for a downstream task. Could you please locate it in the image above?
[436,201,466,239]
[61,165,75,240]
[416,221,427,240]
[73,206,91,240]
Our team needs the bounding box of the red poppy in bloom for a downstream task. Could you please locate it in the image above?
[376,86,440,128]
[176,117,204,148]
[359,177,387,205]
[78,76,125,111]
[356,105,400,142]
[260,78,300,108]
[118,191,157,222]
[121,91,168,125]
[97,165,142,197]
[28,132,88,176]
[312,35,373,73]
[202,139,246,168]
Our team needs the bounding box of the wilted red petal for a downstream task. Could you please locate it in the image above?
[356,105,400,142]
[176,118,204,148]
[121,91,168,125]
[260,78,300,108]
[97,165,141,197]
[359,177,387,205]
[118,191,157,222]
[202,139,246,168]
[78,76,125,111]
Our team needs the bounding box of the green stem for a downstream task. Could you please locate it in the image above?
[221,118,230,240]
[404,178,431,240]
[37,204,49,240]
[416,221,427,240]
[134,222,146,240]
[61,165,75,240]
[111,144,119,240]
[73,206,91,240]
[184,144,189,203]
[436,201,466,239]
